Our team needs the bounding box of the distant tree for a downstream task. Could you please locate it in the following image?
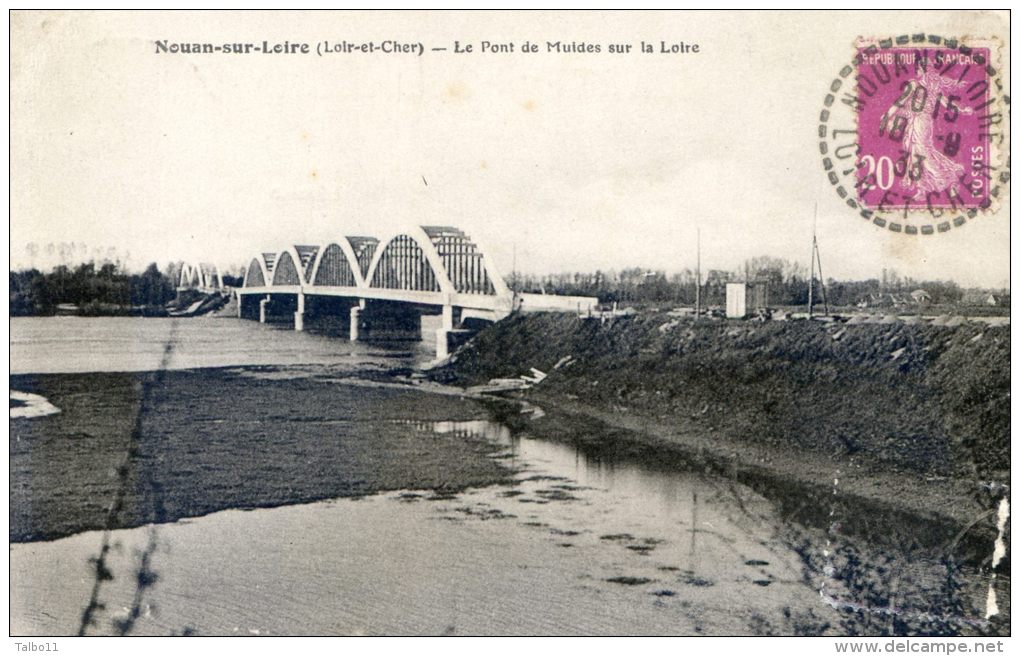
[129,263,176,307]
[923,280,963,304]
[10,270,49,316]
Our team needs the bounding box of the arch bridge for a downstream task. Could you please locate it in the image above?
[178,262,224,293]
[236,225,597,358]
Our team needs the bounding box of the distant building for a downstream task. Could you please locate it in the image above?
[726,283,746,318]
[961,290,1009,307]
[910,289,932,305]
[726,281,768,319]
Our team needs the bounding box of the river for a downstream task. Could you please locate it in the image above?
[8,317,1003,636]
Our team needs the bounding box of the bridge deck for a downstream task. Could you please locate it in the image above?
[237,285,521,314]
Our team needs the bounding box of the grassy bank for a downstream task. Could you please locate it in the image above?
[10,368,510,542]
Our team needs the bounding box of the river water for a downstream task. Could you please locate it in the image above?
[8,317,1003,636]
[9,315,442,375]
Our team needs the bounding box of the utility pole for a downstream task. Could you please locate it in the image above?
[815,234,829,316]
[511,242,520,311]
[511,242,517,293]
[695,227,701,319]
[808,204,816,319]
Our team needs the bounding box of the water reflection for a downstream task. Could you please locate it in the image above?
[402,418,790,580]
[401,418,1002,636]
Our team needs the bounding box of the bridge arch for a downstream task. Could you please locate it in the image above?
[180,262,224,291]
[206,263,224,289]
[422,226,510,297]
[242,255,272,288]
[366,227,453,295]
[346,237,379,280]
[294,245,320,282]
[179,263,198,289]
[270,246,306,287]
[308,239,365,288]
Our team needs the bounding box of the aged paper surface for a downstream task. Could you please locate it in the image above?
[10,10,1010,283]
[8,9,1012,642]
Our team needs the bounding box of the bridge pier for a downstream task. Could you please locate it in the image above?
[259,296,270,323]
[436,304,454,359]
[349,301,364,341]
[435,304,475,360]
[294,292,305,332]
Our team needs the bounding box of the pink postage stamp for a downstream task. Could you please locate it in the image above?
[819,35,1008,235]
[855,41,993,212]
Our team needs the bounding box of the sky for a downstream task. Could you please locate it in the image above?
[9,10,1011,288]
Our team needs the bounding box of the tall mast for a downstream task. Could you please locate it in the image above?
[815,232,829,316]
[695,227,701,319]
[808,204,816,319]
[511,242,517,293]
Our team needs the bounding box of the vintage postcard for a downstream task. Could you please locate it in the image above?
[7,9,1011,646]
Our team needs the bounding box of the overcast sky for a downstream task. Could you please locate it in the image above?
[10,10,1011,287]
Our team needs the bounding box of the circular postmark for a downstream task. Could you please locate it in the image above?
[819,34,1010,234]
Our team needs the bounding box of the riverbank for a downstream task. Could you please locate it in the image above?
[431,314,1010,541]
[10,316,1006,636]
[10,368,511,542]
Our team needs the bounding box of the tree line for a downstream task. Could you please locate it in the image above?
[10,262,178,316]
[509,256,984,308]
[10,255,1001,317]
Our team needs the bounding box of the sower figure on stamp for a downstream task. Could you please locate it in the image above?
[879,68,974,202]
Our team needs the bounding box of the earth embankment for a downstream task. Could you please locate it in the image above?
[434,314,1009,505]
